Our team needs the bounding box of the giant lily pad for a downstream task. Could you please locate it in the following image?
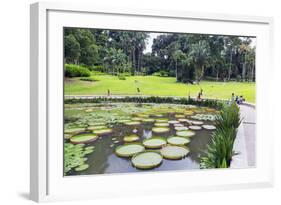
[70,134,98,144]
[64,127,85,134]
[142,118,155,123]
[93,128,112,135]
[115,143,145,157]
[190,120,204,125]
[189,125,202,130]
[156,118,169,123]
[175,114,185,118]
[143,137,167,148]
[87,125,107,130]
[132,151,163,169]
[123,134,140,142]
[176,130,195,137]
[152,127,170,133]
[168,120,179,124]
[160,145,189,159]
[154,122,169,127]
[124,121,141,126]
[167,136,190,146]
[174,126,189,131]
[202,125,216,130]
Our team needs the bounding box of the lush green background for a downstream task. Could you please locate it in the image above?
[65,75,255,103]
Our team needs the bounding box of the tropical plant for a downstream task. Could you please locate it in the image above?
[200,102,241,168]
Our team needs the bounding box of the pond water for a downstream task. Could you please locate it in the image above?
[64,103,218,176]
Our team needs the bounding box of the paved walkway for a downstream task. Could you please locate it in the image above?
[239,104,256,167]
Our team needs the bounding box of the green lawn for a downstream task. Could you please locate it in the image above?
[65,75,256,103]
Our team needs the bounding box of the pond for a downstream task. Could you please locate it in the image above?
[64,103,218,176]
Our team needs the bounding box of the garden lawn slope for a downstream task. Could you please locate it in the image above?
[65,75,255,103]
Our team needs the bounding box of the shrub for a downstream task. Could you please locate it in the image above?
[200,103,241,168]
[118,74,126,80]
[64,96,223,110]
[65,64,91,77]
[80,77,95,82]
[152,70,169,77]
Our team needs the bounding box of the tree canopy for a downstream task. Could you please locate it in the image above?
[64,28,256,83]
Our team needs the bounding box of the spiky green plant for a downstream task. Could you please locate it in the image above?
[200,102,241,168]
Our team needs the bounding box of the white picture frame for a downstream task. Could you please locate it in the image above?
[30,1,274,202]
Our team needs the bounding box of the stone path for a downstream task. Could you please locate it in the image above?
[239,104,256,167]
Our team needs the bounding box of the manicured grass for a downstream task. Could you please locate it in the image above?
[64,75,255,103]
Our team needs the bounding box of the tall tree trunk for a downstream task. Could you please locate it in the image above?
[175,59,178,81]
[228,51,232,81]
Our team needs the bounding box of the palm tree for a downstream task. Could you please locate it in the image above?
[188,40,211,84]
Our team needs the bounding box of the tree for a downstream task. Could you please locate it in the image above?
[64,34,80,64]
[188,40,211,83]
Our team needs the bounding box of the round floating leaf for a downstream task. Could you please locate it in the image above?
[70,134,98,144]
[88,122,106,126]
[191,120,204,125]
[167,136,190,146]
[117,119,131,123]
[184,111,194,115]
[175,114,185,118]
[132,117,143,121]
[174,123,184,127]
[143,137,167,148]
[156,118,169,123]
[168,120,179,124]
[123,134,140,142]
[115,143,145,157]
[83,149,94,154]
[202,125,216,130]
[132,151,163,169]
[160,145,189,159]
[178,118,188,122]
[176,130,195,137]
[93,128,112,135]
[124,121,141,126]
[85,146,95,150]
[174,126,189,131]
[142,118,155,123]
[74,164,89,171]
[189,125,202,130]
[136,114,149,118]
[154,122,169,127]
[64,127,85,134]
[64,134,72,139]
[87,125,107,130]
[152,127,170,133]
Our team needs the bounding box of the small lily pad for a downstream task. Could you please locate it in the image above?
[174,123,184,127]
[143,137,167,148]
[167,136,190,146]
[155,118,169,123]
[123,134,140,142]
[74,164,89,171]
[160,145,189,159]
[70,134,98,144]
[176,130,195,137]
[178,118,188,122]
[132,151,163,169]
[175,114,185,118]
[115,143,145,157]
[202,125,216,130]
[152,127,170,133]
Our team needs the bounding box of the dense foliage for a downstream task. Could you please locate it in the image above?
[64,28,255,83]
[200,103,241,168]
[64,96,223,109]
[65,64,91,77]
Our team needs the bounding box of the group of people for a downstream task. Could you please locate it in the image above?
[231,93,245,104]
